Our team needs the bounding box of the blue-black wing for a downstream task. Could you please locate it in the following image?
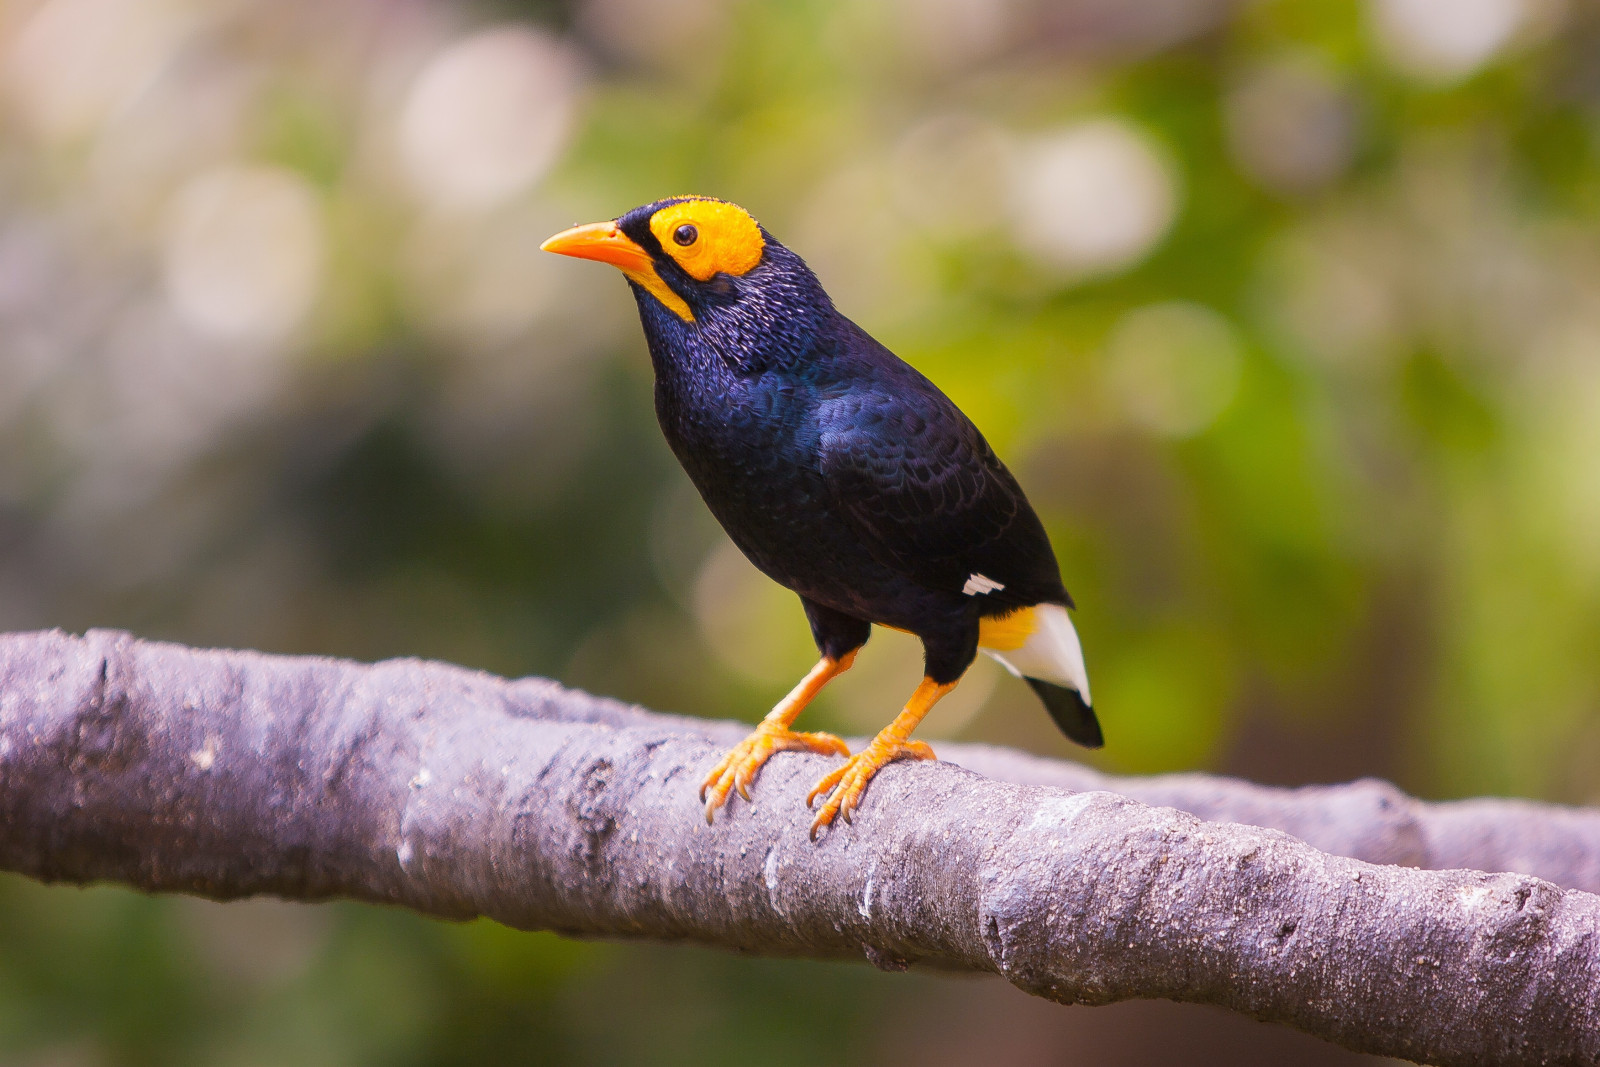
[816,378,1070,610]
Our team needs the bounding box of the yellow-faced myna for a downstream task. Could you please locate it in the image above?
[543,197,1096,836]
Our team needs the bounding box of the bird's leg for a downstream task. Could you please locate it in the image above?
[700,649,857,823]
[807,676,955,838]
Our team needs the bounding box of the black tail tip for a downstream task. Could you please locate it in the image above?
[1025,678,1103,749]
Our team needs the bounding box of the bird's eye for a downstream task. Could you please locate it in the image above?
[673,224,698,246]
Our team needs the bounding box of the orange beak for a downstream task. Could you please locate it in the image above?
[541,219,695,322]
[540,221,655,272]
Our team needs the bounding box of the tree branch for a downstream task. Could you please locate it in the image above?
[554,687,1600,893]
[0,628,1595,1066]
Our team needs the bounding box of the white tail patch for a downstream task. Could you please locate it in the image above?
[963,573,1005,596]
[982,603,1091,704]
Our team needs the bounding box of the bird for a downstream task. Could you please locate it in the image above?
[542,196,1097,837]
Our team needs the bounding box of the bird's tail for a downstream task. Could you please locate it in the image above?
[1024,677,1103,748]
[980,602,1102,748]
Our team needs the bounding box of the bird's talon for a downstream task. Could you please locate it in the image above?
[700,724,849,821]
[806,741,936,834]
[805,767,845,808]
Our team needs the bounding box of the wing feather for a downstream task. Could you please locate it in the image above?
[817,383,1068,608]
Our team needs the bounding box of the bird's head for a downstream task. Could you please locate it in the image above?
[542,197,833,370]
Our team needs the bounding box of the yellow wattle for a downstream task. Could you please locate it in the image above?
[619,264,693,322]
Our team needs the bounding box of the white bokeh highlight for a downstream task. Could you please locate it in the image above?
[1009,119,1177,277]
[399,26,579,210]
[162,165,324,342]
[4,0,196,143]
[1372,0,1526,82]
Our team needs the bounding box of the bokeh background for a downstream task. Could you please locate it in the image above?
[0,0,1595,1062]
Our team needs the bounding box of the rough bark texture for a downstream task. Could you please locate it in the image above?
[0,629,1596,1065]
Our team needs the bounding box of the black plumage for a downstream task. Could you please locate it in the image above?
[544,196,1096,833]
[1027,678,1103,748]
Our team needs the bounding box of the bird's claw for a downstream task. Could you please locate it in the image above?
[807,740,935,839]
[701,724,849,823]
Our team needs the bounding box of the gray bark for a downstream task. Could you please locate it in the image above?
[0,628,1596,1065]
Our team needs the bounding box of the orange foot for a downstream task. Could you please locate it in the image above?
[701,724,850,823]
[806,740,935,838]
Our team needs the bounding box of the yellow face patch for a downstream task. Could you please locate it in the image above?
[650,199,765,281]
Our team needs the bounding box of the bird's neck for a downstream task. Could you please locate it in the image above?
[632,285,833,381]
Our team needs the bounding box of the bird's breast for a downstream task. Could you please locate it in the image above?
[654,374,875,589]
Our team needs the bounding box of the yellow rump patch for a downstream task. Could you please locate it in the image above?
[650,198,765,281]
[875,607,1039,653]
[978,606,1038,652]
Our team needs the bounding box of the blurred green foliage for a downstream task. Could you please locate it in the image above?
[0,0,1597,1061]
